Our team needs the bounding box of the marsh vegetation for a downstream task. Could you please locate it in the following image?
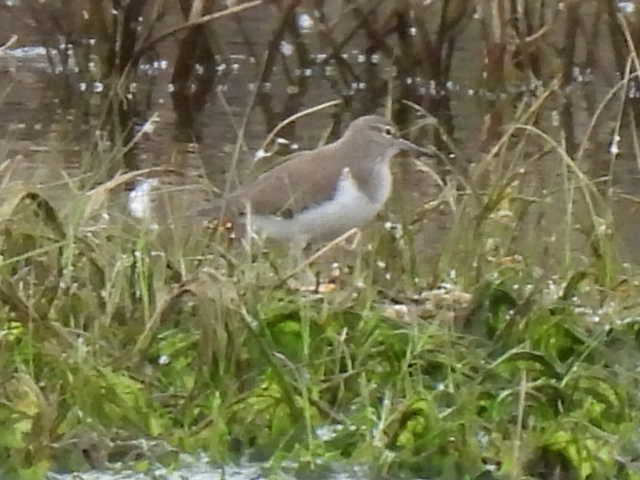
[1,1,640,479]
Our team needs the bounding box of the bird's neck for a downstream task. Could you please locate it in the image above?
[350,155,393,205]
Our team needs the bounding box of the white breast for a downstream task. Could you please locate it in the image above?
[250,163,392,244]
[368,159,393,205]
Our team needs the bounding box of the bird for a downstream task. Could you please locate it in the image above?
[203,115,429,247]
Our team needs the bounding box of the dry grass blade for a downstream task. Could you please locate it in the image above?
[575,71,640,161]
[618,13,640,80]
[219,51,269,203]
[0,35,17,53]
[132,0,264,64]
[512,125,602,203]
[131,280,199,359]
[0,241,67,269]
[474,79,559,180]
[0,190,66,239]
[401,99,475,197]
[0,277,79,344]
[84,167,181,219]
[631,112,640,173]
[254,100,344,163]
[0,278,42,324]
[277,228,360,288]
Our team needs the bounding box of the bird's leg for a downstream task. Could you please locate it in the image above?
[286,238,318,289]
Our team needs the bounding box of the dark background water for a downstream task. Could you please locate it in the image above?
[1,0,639,261]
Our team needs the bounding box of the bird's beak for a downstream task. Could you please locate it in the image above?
[395,137,437,157]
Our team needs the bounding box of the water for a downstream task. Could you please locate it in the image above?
[1,0,638,279]
[46,453,369,480]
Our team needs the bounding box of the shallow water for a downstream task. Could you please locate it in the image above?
[46,454,369,480]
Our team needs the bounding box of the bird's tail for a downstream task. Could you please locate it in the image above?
[125,177,245,241]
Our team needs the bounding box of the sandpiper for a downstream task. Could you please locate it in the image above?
[208,115,429,246]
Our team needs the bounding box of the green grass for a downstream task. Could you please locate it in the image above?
[1,91,640,480]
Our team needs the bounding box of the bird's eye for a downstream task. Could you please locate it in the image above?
[383,126,394,136]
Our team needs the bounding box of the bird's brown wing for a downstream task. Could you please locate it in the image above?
[233,145,345,217]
